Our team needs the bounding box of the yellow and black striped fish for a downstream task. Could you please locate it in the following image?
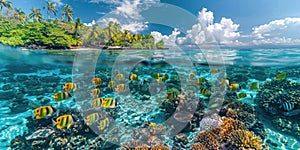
[99,118,109,131]
[33,106,56,120]
[200,87,211,97]
[162,73,169,81]
[130,74,138,80]
[92,98,102,108]
[53,91,72,102]
[237,92,247,99]
[108,80,115,89]
[63,82,78,92]
[230,83,240,92]
[153,73,160,79]
[53,114,76,129]
[85,113,99,126]
[115,84,125,93]
[250,82,259,91]
[276,72,287,80]
[93,78,101,86]
[166,91,178,100]
[102,98,117,109]
[116,73,124,80]
[91,88,101,98]
[197,77,207,85]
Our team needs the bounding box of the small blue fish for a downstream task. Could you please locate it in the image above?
[282,102,294,111]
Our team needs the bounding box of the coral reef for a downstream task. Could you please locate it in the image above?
[190,143,208,150]
[255,79,300,138]
[192,117,265,150]
[227,129,263,149]
[194,130,219,150]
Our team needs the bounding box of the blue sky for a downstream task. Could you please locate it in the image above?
[8,0,300,48]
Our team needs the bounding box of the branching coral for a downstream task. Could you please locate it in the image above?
[190,143,208,150]
[219,117,246,141]
[194,131,219,150]
[151,145,170,150]
[227,129,263,150]
[134,145,150,150]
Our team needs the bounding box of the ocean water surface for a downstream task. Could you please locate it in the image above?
[0,44,300,149]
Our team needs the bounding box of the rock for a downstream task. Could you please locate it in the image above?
[140,95,151,100]
[174,133,188,144]
[26,128,55,140]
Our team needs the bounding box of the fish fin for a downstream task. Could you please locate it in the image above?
[52,118,57,128]
[72,114,78,121]
[67,92,72,97]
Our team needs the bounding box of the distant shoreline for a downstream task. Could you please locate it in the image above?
[21,46,169,51]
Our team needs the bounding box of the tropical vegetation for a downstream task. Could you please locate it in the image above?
[0,1,165,49]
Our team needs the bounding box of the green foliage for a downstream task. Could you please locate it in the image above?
[156,40,165,49]
[131,42,143,49]
[0,1,165,49]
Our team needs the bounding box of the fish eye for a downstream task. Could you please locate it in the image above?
[57,118,61,122]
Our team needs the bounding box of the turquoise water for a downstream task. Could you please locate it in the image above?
[0,44,300,149]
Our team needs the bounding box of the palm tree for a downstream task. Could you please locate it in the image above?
[0,0,7,12]
[62,4,73,22]
[73,18,81,39]
[103,21,121,41]
[3,0,12,18]
[83,23,103,46]
[28,8,43,22]
[12,8,26,23]
[0,0,12,17]
[46,1,57,20]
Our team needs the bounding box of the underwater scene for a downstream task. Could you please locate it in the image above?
[1,44,300,149]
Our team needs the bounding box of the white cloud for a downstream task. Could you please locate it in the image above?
[89,0,122,5]
[252,18,300,35]
[250,17,300,46]
[83,20,96,27]
[51,0,63,6]
[177,8,241,47]
[151,28,181,49]
[95,0,159,33]
[121,22,148,33]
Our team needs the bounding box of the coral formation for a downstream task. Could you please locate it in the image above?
[255,79,300,138]
[219,117,247,141]
[227,129,263,149]
[194,131,219,150]
[190,143,208,150]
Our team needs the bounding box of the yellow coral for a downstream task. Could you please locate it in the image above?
[194,131,219,150]
[219,117,246,140]
[134,145,150,150]
[151,145,170,150]
[228,129,263,150]
[190,143,208,150]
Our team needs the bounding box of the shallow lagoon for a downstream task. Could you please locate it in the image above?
[0,44,300,149]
